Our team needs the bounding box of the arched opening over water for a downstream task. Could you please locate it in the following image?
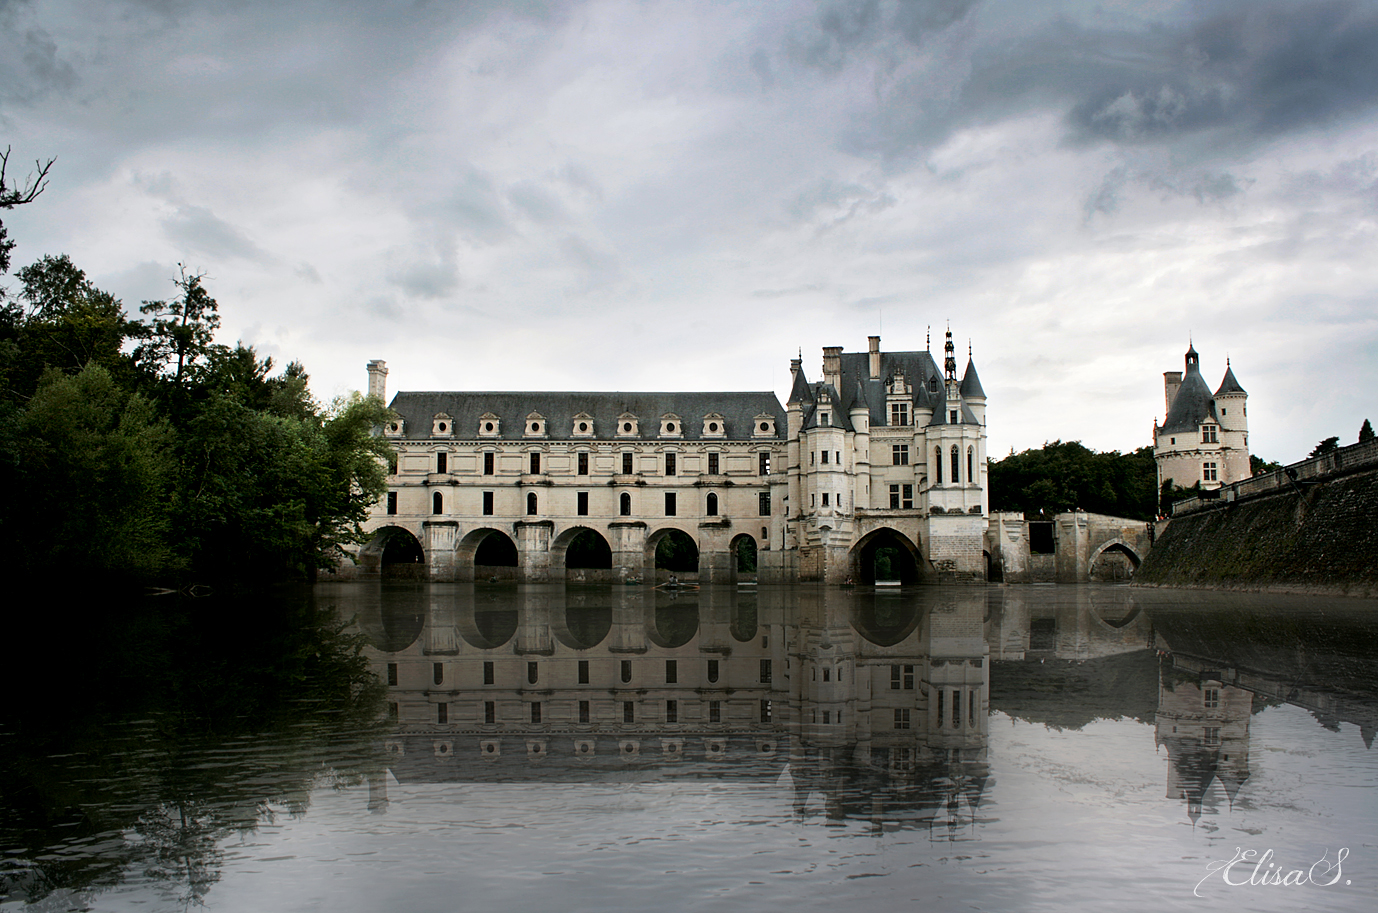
[1089,541,1142,582]
[553,526,613,582]
[648,528,699,579]
[851,528,924,585]
[731,533,758,580]
[459,528,519,582]
[359,526,426,579]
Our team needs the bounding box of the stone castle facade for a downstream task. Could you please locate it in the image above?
[353,330,989,584]
[1153,344,1250,494]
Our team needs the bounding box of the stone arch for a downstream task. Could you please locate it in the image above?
[1089,540,1142,582]
[730,533,758,581]
[551,526,614,582]
[357,525,425,578]
[850,527,926,585]
[646,527,700,579]
[458,527,519,582]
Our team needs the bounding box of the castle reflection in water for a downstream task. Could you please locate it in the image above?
[343,583,1378,834]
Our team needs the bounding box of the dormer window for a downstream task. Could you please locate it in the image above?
[702,413,726,438]
[889,402,909,426]
[478,412,500,438]
[572,412,595,437]
[753,414,776,438]
[1201,424,1218,443]
[820,411,830,426]
[660,414,682,438]
[384,419,405,438]
[524,412,546,438]
[616,413,639,437]
[432,413,454,437]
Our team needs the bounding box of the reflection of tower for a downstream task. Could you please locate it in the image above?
[1155,662,1252,824]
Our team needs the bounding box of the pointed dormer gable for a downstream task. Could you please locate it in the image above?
[524,412,547,438]
[477,412,500,438]
[753,413,777,438]
[701,412,727,438]
[616,412,640,437]
[571,412,595,437]
[659,413,683,438]
[432,413,454,437]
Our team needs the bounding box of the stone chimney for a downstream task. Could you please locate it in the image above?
[368,360,388,401]
[1164,371,1181,413]
[868,335,881,379]
[822,346,842,390]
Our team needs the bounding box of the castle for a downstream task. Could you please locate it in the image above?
[354,330,989,584]
[1153,344,1250,494]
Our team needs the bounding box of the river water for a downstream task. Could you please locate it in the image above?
[2,584,1375,912]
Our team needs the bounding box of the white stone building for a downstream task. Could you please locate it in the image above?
[353,330,989,584]
[1153,344,1250,495]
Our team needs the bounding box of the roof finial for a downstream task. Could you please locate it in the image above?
[944,323,956,381]
[968,339,973,359]
[926,326,931,351]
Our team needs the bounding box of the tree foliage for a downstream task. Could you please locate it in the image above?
[987,441,1158,520]
[1360,419,1374,444]
[1309,436,1340,458]
[1250,454,1282,476]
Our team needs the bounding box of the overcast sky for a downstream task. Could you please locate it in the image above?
[3,0,1376,462]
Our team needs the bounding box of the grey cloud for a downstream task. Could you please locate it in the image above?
[507,181,567,224]
[23,28,77,92]
[788,178,896,229]
[295,262,322,284]
[387,252,459,300]
[1082,166,1127,220]
[753,282,826,298]
[558,234,617,275]
[162,204,271,262]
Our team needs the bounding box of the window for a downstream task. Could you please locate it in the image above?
[386,663,398,686]
[665,453,677,476]
[386,491,397,515]
[706,492,718,516]
[969,690,977,726]
[822,493,829,507]
[484,701,495,723]
[531,702,542,723]
[902,484,913,509]
[665,492,676,516]
[1202,424,1218,443]
[579,700,590,723]
[1029,522,1055,554]
[967,447,974,481]
[894,709,910,730]
[707,660,719,683]
[760,659,772,683]
[432,492,443,514]
[835,452,841,464]
[530,452,541,474]
[820,450,829,464]
[889,484,900,509]
[950,410,958,424]
[890,402,909,426]
[483,661,494,684]
[578,660,589,684]
[578,452,589,475]
[709,700,721,723]
[483,452,494,475]
[438,703,448,724]
[436,452,447,474]
[482,491,494,515]
[951,446,960,483]
[1203,688,1220,709]
[951,690,960,728]
[758,492,771,516]
[527,662,538,684]
[759,452,771,475]
[620,492,632,516]
[820,412,830,426]
[623,701,635,723]
[622,451,634,474]
[527,492,538,516]
[666,700,678,723]
[760,700,772,723]
[937,689,944,727]
[935,447,943,484]
[708,452,720,475]
[577,491,589,516]
[433,663,444,685]
[891,664,914,689]
[621,660,632,683]
[665,660,677,683]
[823,710,831,724]
[1203,462,1218,482]
[822,667,831,682]
[1204,726,1221,746]
[388,702,398,721]
[892,444,909,465]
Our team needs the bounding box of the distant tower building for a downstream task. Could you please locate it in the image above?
[1153,344,1249,495]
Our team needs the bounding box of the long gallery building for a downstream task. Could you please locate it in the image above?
[350,330,989,584]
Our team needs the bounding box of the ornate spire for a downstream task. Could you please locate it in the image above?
[944,324,956,381]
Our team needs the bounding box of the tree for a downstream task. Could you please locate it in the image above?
[135,266,221,385]
[1250,455,1282,476]
[1309,436,1340,458]
[0,147,55,278]
[987,441,1158,520]
[1360,419,1375,444]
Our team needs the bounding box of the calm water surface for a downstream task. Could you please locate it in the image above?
[3,584,1376,912]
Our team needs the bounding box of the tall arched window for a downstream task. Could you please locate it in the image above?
[706,492,719,516]
[432,491,443,514]
[527,492,538,516]
[620,492,632,516]
[950,446,960,483]
[967,446,974,482]
[935,447,943,484]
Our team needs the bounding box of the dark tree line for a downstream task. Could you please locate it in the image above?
[1,158,391,587]
[987,441,1159,520]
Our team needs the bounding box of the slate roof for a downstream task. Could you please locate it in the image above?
[834,349,954,426]
[960,358,986,398]
[387,391,785,441]
[1161,363,1218,434]
[1214,364,1246,397]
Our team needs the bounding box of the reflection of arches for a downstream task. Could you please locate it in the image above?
[1091,605,1142,629]
[647,528,699,574]
[730,595,758,642]
[1089,540,1142,582]
[851,528,925,584]
[555,602,612,649]
[358,526,425,578]
[730,533,757,576]
[457,601,517,649]
[646,601,699,648]
[552,526,613,580]
[851,596,922,646]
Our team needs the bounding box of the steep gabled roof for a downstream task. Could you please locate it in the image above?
[1214,364,1246,397]
[834,349,944,427]
[960,358,985,399]
[787,364,814,405]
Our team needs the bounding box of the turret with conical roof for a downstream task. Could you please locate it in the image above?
[1154,343,1250,497]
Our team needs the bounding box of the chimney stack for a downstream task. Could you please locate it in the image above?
[367,360,388,401]
[868,335,881,379]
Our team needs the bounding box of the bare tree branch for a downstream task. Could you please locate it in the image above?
[0,147,56,209]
